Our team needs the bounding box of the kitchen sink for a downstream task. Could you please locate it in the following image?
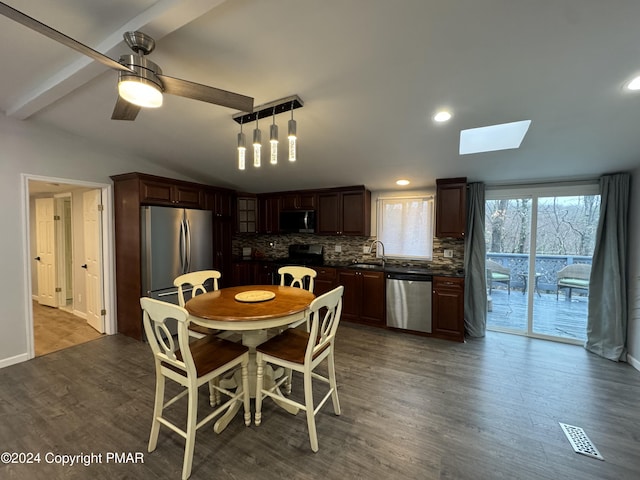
[349,263,384,270]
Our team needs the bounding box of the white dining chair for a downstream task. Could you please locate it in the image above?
[140,297,250,480]
[278,266,317,330]
[174,270,222,338]
[255,286,344,453]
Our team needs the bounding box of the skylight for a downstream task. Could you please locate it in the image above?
[459,120,531,155]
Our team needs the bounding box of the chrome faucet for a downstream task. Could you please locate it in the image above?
[370,240,386,266]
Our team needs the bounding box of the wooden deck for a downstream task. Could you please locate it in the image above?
[487,286,588,342]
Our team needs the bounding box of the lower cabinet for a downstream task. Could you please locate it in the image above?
[432,276,465,342]
[338,269,385,326]
[232,261,276,286]
[312,266,338,296]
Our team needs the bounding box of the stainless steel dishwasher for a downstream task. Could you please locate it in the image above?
[386,273,432,333]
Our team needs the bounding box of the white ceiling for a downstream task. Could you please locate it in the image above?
[3,0,640,194]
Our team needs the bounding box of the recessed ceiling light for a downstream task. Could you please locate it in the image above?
[459,120,532,155]
[396,179,410,186]
[434,111,452,122]
[627,76,640,90]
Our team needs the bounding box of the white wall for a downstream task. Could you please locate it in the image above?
[0,115,194,368]
[627,167,640,371]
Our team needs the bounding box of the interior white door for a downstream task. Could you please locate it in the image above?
[35,198,58,307]
[83,190,104,333]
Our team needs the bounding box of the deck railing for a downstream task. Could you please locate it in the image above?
[486,253,592,293]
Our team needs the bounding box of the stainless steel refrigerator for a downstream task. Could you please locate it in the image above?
[140,206,214,306]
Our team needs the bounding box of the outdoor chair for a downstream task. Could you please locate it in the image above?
[556,264,591,300]
[486,259,511,295]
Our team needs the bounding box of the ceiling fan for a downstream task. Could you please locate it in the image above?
[0,2,254,121]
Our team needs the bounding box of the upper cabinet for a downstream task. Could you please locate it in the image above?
[139,175,204,208]
[317,186,371,236]
[281,192,317,210]
[435,177,467,239]
[236,196,258,233]
[205,189,233,218]
[250,186,370,236]
[258,194,281,234]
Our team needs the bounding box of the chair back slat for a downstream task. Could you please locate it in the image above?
[174,270,222,306]
[306,286,344,362]
[140,297,195,374]
[278,266,317,293]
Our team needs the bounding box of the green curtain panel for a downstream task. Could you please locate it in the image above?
[464,182,487,337]
[585,172,630,361]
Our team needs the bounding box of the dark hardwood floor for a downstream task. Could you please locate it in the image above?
[1,323,639,479]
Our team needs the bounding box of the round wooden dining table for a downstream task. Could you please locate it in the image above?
[186,284,315,332]
[185,284,315,432]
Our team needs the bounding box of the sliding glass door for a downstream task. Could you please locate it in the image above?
[485,184,600,344]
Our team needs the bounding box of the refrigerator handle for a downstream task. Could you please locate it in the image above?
[180,219,187,274]
[185,218,192,273]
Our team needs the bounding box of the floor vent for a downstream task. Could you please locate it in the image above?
[559,423,604,461]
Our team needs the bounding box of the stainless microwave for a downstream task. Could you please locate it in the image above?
[279,210,316,233]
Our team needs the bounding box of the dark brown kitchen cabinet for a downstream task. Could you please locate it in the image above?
[282,192,317,210]
[312,266,337,297]
[205,189,233,218]
[258,194,281,234]
[236,196,258,233]
[254,262,276,285]
[338,269,385,326]
[212,217,233,285]
[110,172,232,341]
[435,177,467,239]
[232,261,275,286]
[432,276,465,342]
[317,187,371,236]
[139,175,204,208]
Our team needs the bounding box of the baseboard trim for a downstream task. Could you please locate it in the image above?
[73,309,87,319]
[627,353,640,373]
[0,352,30,369]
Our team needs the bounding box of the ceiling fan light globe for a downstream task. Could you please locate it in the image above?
[118,79,163,108]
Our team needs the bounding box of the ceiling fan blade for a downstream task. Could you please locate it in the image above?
[111,96,141,121]
[158,74,254,111]
[0,2,131,73]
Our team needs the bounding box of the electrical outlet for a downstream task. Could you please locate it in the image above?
[78,293,82,303]
[363,246,370,253]
[444,249,453,258]
[334,245,342,253]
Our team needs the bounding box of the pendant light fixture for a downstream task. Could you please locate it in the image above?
[253,116,262,168]
[288,101,297,162]
[232,95,303,170]
[270,108,279,165]
[237,119,246,170]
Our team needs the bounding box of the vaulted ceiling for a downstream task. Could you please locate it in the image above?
[2,0,640,193]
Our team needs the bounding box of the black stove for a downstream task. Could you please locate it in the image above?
[274,244,324,267]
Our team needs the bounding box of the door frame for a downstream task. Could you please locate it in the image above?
[485,182,599,345]
[22,174,116,359]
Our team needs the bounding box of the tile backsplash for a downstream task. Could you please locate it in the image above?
[232,234,464,272]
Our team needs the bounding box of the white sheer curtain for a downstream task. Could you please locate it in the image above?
[377,196,434,259]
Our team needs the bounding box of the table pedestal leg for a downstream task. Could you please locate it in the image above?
[213,329,298,433]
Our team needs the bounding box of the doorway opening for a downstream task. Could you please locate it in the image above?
[485,183,600,344]
[25,175,115,357]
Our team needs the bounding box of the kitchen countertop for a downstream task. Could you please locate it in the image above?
[322,261,464,278]
[232,257,464,278]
